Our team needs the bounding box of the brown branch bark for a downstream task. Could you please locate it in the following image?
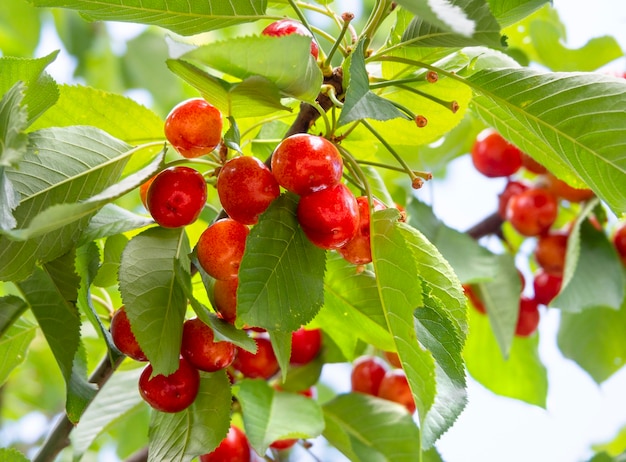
[465,211,504,240]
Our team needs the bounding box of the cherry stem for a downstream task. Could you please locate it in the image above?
[324,12,354,68]
[370,79,459,113]
[360,0,393,46]
[338,144,370,197]
[357,159,431,181]
[287,0,315,39]
[389,100,416,120]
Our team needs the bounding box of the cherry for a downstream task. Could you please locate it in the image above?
[505,187,558,237]
[217,156,280,225]
[110,306,147,361]
[232,336,279,379]
[289,327,322,365]
[534,231,568,275]
[261,19,319,59]
[338,196,386,265]
[463,285,486,314]
[544,173,594,203]
[181,318,236,372]
[383,350,402,368]
[213,277,239,324]
[613,223,626,266]
[470,128,523,178]
[377,369,416,414]
[164,98,223,158]
[146,166,207,228]
[270,438,298,451]
[515,296,540,337]
[197,218,249,280]
[200,425,251,462]
[271,134,343,196]
[521,153,547,174]
[497,180,529,220]
[350,355,388,396]
[139,175,156,210]
[297,183,359,250]
[533,269,563,306]
[138,357,200,413]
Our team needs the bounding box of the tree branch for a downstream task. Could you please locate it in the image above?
[465,211,504,240]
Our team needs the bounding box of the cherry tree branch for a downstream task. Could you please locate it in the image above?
[466,212,504,240]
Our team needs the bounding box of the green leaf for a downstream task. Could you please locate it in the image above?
[464,307,548,407]
[0,82,28,168]
[322,393,421,462]
[149,371,232,462]
[0,448,29,462]
[486,0,550,27]
[183,34,323,102]
[29,0,268,36]
[71,367,144,458]
[236,193,326,332]
[269,330,291,382]
[394,0,502,48]
[0,0,41,56]
[466,68,626,215]
[79,203,153,245]
[0,126,133,282]
[17,265,97,422]
[0,169,20,231]
[557,299,626,384]
[235,379,325,455]
[0,294,28,336]
[119,227,189,376]
[0,317,36,387]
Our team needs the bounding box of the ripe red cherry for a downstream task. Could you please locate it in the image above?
[164,98,223,158]
[197,218,249,280]
[297,183,359,250]
[533,269,563,306]
[200,425,251,462]
[521,153,547,174]
[383,351,402,368]
[271,134,343,196]
[217,156,280,225]
[351,355,388,396]
[463,285,486,314]
[270,438,298,451]
[146,167,207,228]
[139,175,156,210]
[232,336,279,379]
[470,128,523,178]
[377,369,416,414]
[505,187,558,236]
[181,318,236,372]
[213,277,239,324]
[261,19,319,59]
[515,297,540,337]
[497,180,529,220]
[138,357,200,413]
[544,173,594,203]
[110,306,147,361]
[338,196,386,265]
[289,327,322,365]
[535,231,568,275]
[613,223,626,266]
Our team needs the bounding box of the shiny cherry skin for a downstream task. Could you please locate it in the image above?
[261,19,319,59]
[613,223,626,266]
[505,188,558,237]
[351,355,388,396]
[521,153,547,174]
[535,231,568,275]
[515,297,540,337]
[146,166,207,228]
[139,175,156,210]
[338,196,386,265]
[110,306,147,361]
[470,128,523,178]
[377,369,416,414]
[181,318,236,372]
[217,156,280,225]
[164,98,223,158]
[289,327,322,365]
[232,336,279,379]
[197,218,249,280]
[200,425,251,462]
[463,284,486,314]
[544,173,594,203]
[497,180,529,220]
[533,269,563,306]
[270,438,298,451]
[271,134,343,196]
[138,357,200,413]
[213,277,239,324]
[297,183,359,250]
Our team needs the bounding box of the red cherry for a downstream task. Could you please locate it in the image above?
[232,336,279,379]
[164,98,223,158]
[533,269,563,306]
[613,223,626,266]
[497,180,529,220]
[383,351,402,368]
[338,196,386,265]
[213,277,239,324]
[289,327,322,365]
[197,218,249,280]
[515,297,540,337]
[377,369,416,414]
[270,438,298,451]
[146,166,207,228]
[297,183,359,250]
[200,425,251,462]
[261,19,319,59]
[351,355,388,396]
[271,134,343,196]
[535,231,568,275]
[505,187,558,237]
[463,285,486,314]
[110,306,147,361]
[470,129,523,178]
[544,174,594,203]
[138,357,200,413]
[520,153,547,174]
[217,156,280,225]
[139,175,156,210]
[181,318,236,372]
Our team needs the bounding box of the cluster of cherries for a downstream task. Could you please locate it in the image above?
[464,128,626,336]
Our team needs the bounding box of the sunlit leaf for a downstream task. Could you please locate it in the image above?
[486,0,550,27]
[0,317,36,387]
[79,204,153,245]
[0,0,41,56]
[0,448,29,462]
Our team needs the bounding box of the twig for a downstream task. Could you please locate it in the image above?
[466,212,504,240]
